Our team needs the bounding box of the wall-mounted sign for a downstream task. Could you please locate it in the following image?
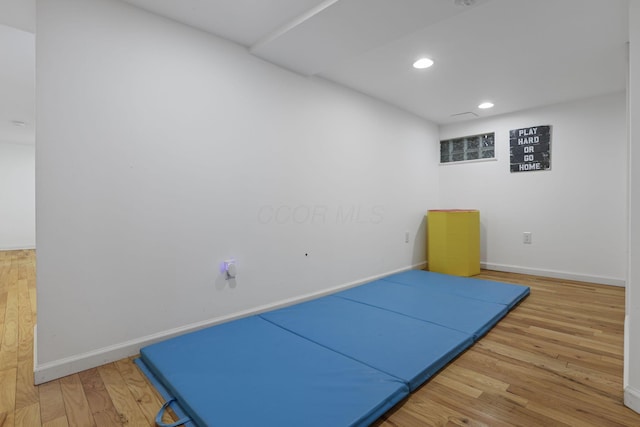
[509,125,551,173]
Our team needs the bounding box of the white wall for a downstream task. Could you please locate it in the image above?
[35,0,439,382]
[439,93,627,286]
[0,142,35,250]
[625,1,640,415]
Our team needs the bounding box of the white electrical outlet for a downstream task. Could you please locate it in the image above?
[523,232,532,244]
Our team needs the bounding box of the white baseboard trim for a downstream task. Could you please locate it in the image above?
[33,262,426,384]
[33,324,38,373]
[481,262,626,287]
[625,386,640,414]
[625,315,630,389]
[0,245,36,251]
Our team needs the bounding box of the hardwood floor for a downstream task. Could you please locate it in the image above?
[0,250,173,427]
[1,249,639,426]
[376,270,640,427]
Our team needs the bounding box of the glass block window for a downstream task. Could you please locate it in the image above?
[440,133,495,163]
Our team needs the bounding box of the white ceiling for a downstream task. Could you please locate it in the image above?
[0,0,35,145]
[0,24,34,145]
[122,0,629,124]
[0,0,630,145]
[0,0,35,33]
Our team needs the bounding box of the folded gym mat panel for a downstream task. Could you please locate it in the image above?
[336,279,509,340]
[261,296,474,391]
[382,269,530,308]
[138,271,530,426]
[139,316,409,427]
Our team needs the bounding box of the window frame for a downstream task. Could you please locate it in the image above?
[439,132,496,165]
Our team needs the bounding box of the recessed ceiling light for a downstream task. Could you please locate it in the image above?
[478,102,494,109]
[413,57,434,69]
[454,0,476,6]
[10,120,27,127]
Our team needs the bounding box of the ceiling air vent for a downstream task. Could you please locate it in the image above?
[450,112,479,120]
[454,0,477,6]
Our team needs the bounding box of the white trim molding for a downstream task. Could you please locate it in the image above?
[625,386,640,414]
[34,261,426,384]
[0,245,36,251]
[482,262,626,287]
[625,315,630,389]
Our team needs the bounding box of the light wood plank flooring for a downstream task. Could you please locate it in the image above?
[1,249,640,426]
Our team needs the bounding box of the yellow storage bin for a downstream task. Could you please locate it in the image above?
[427,209,480,277]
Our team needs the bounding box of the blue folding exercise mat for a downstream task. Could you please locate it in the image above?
[139,315,408,427]
[381,270,530,309]
[138,270,529,427]
[336,279,509,340]
[134,357,196,427]
[261,295,473,391]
